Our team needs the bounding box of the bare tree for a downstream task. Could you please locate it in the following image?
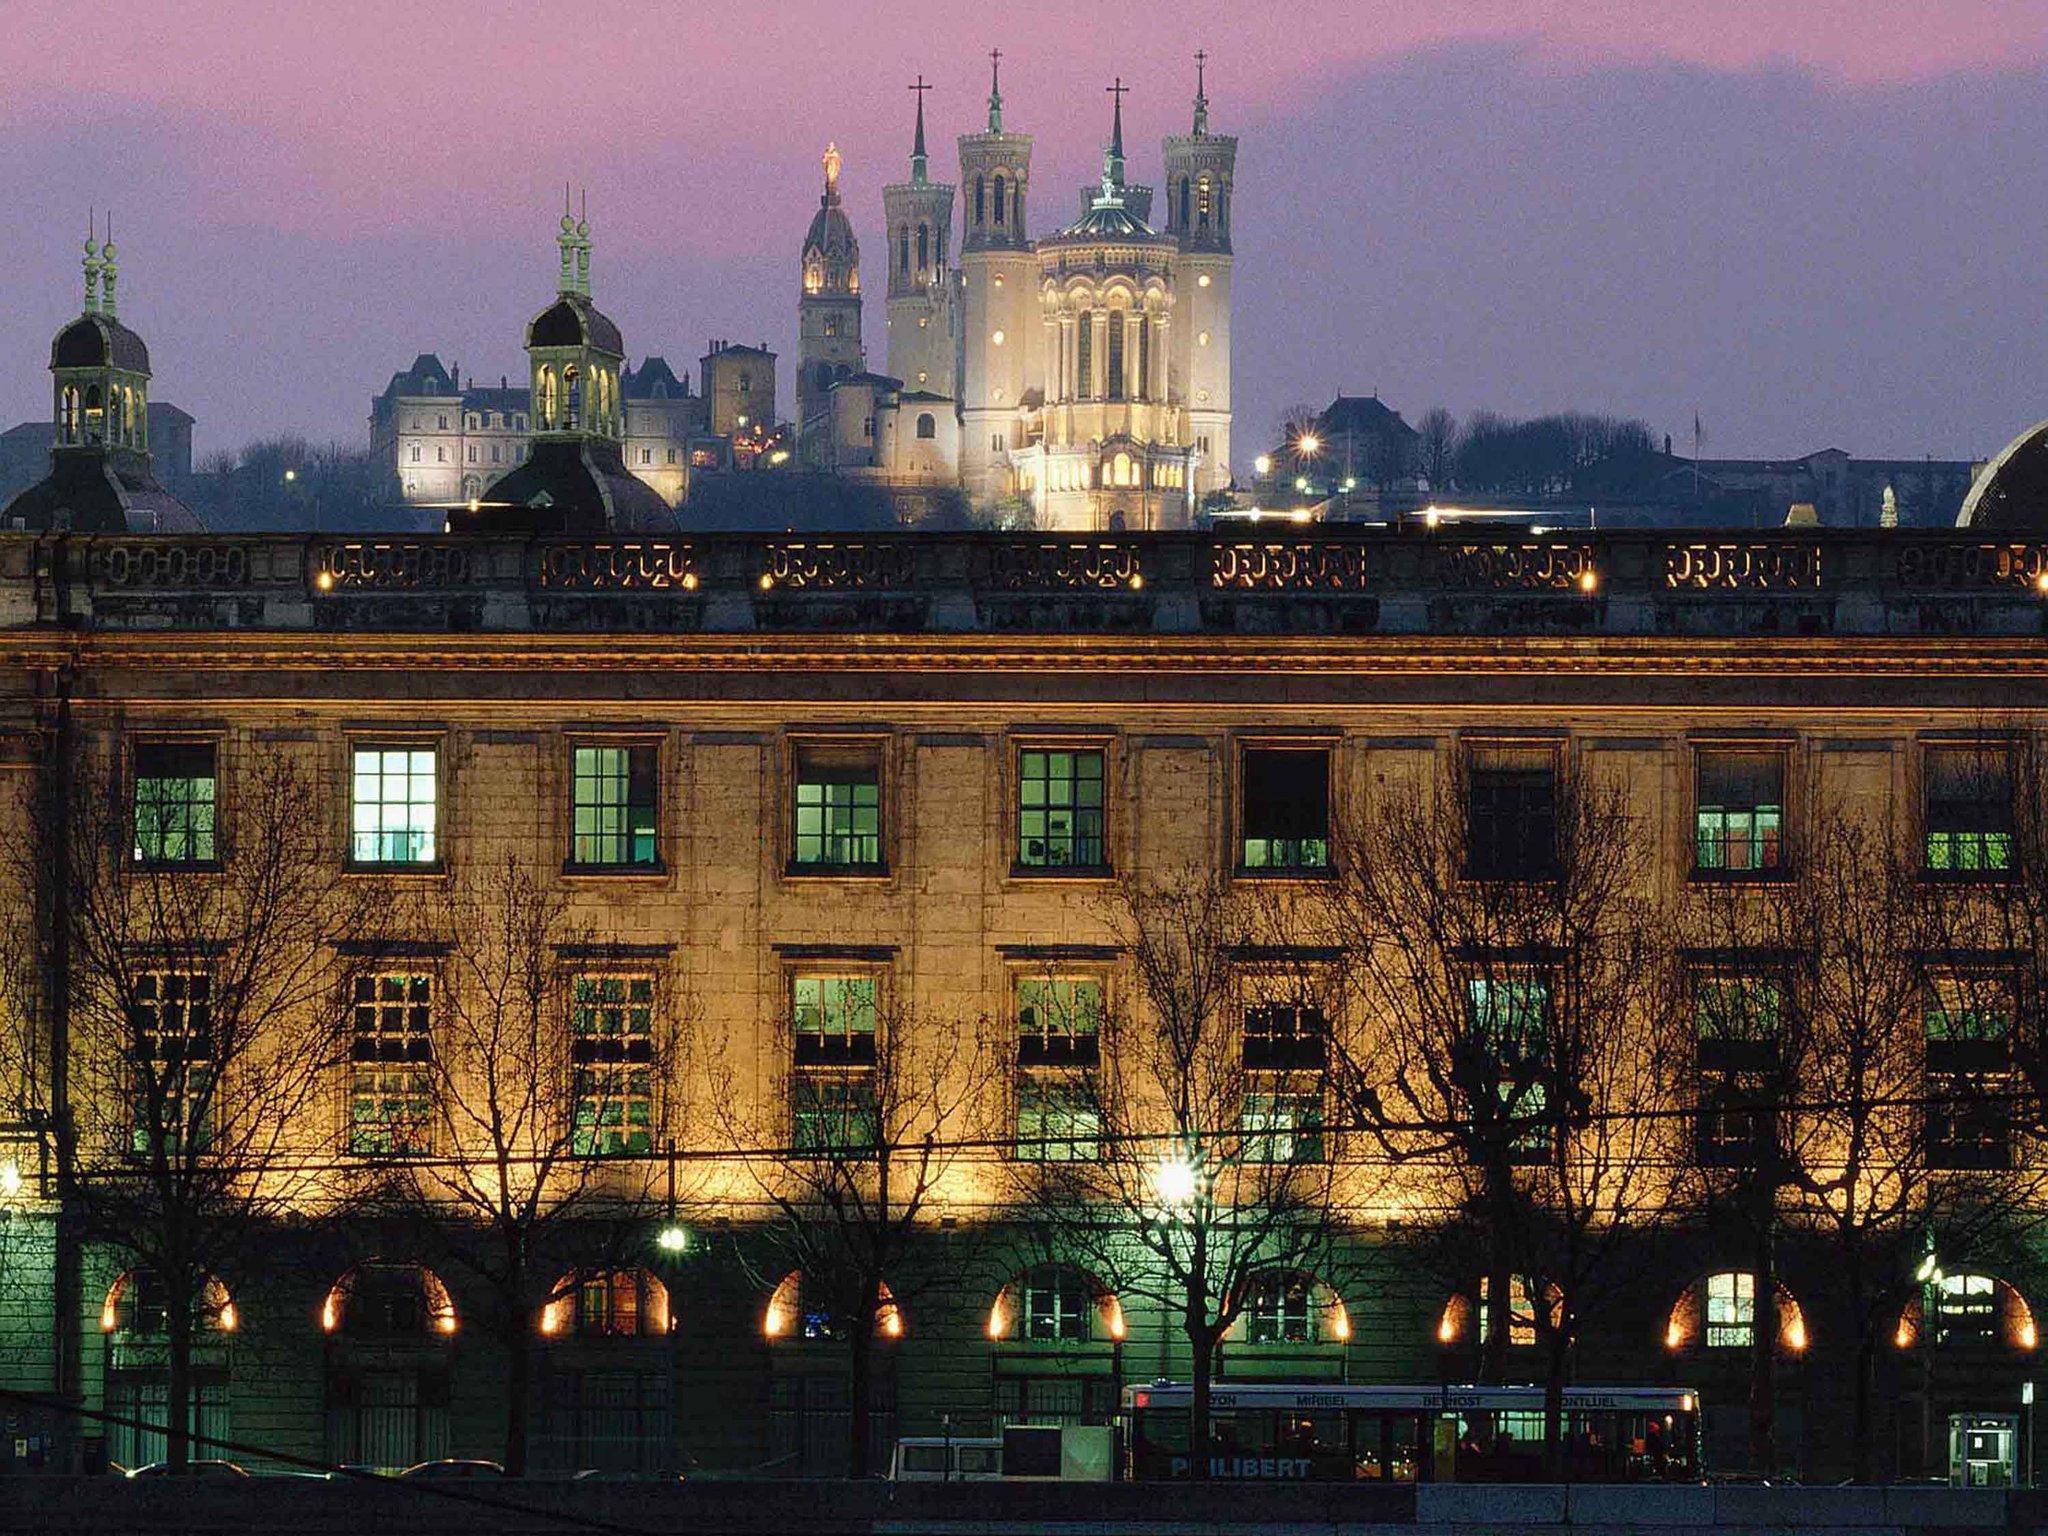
[716,983,1001,1478]
[1006,870,1349,1477]
[372,854,686,1474]
[1416,407,1458,493]
[4,739,369,1471]
[1318,747,1682,1473]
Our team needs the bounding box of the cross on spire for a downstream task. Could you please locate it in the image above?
[987,47,1004,132]
[1193,48,1210,134]
[1101,77,1128,197]
[909,74,931,181]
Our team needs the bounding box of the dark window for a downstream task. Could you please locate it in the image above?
[133,742,217,866]
[1466,746,1557,880]
[570,745,659,868]
[1693,972,1783,1167]
[1925,975,2012,1169]
[1106,314,1125,401]
[993,175,1007,225]
[349,973,432,1156]
[915,412,937,440]
[974,175,986,224]
[916,223,929,270]
[1018,978,1101,1066]
[572,975,655,1155]
[128,971,214,1156]
[1244,1273,1316,1343]
[1020,1266,1090,1341]
[792,748,883,871]
[1695,749,1785,873]
[1243,1002,1327,1071]
[897,226,910,274]
[1926,746,2013,875]
[1075,310,1093,400]
[1017,749,1106,870]
[1239,748,1330,872]
[793,975,877,1066]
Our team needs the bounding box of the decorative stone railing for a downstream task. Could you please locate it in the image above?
[5,528,2045,637]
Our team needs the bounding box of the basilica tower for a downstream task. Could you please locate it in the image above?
[1162,51,1236,499]
[956,50,1038,504]
[882,78,957,397]
[797,143,864,437]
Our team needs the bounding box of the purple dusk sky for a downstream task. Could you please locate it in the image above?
[4,1,2047,466]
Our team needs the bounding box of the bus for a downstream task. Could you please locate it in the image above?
[1121,1382,1701,1483]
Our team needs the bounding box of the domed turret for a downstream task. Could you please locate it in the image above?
[796,143,865,434]
[457,200,674,535]
[4,222,202,534]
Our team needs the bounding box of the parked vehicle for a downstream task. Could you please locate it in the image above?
[397,1458,507,1479]
[125,1459,250,1478]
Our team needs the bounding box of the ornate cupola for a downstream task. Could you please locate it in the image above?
[3,222,201,533]
[796,143,866,429]
[462,201,674,534]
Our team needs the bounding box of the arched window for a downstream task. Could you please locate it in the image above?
[82,383,105,445]
[1075,310,1093,400]
[540,1267,671,1339]
[102,1269,237,1337]
[1234,1270,1350,1345]
[537,367,558,430]
[1109,451,1134,488]
[898,225,910,275]
[764,1271,901,1342]
[1437,1277,1562,1348]
[1178,177,1192,229]
[974,175,986,225]
[1896,1272,2038,1350]
[987,1266,1123,1343]
[993,175,1007,226]
[1197,174,1214,229]
[1137,316,1151,402]
[321,1262,457,1338]
[59,386,80,443]
[915,413,936,440]
[563,365,582,431]
[1106,314,1126,402]
[916,222,929,271]
[1666,1271,1807,1353]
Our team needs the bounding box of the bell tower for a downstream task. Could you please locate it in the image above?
[957,49,1038,505]
[1163,50,1236,499]
[797,143,865,436]
[882,76,957,397]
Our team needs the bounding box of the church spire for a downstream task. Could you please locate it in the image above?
[99,217,119,320]
[909,75,931,184]
[986,47,1003,133]
[1100,77,1128,200]
[558,187,577,295]
[1193,48,1210,135]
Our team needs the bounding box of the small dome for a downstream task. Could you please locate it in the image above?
[804,201,859,262]
[1959,421,2048,530]
[52,315,150,374]
[527,293,624,357]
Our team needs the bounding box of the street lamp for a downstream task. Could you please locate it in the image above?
[1152,1149,1203,1218]
[1296,432,1321,457]
[655,1223,690,1256]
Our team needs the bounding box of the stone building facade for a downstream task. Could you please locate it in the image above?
[1,525,2048,1484]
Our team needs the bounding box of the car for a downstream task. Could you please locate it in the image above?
[125,1459,250,1478]
[398,1458,507,1480]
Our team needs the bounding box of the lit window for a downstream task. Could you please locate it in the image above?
[1017,978,1102,1066]
[1245,1273,1316,1343]
[1476,1275,1540,1347]
[793,1073,878,1153]
[572,975,655,1155]
[1466,745,1557,880]
[793,975,877,1067]
[1705,1272,1755,1349]
[349,973,432,1155]
[1467,976,1551,1162]
[1925,745,2013,875]
[792,748,882,870]
[1241,1089,1324,1163]
[350,746,438,866]
[132,741,216,866]
[1932,1273,1998,1346]
[1695,749,1785,873]
[570,745,658,868]
[1014,1078,1099,1161]
[1017,749,1106,870]
[570,1268,668,1338]
[1239,747,1330,872]
[127,971,213,1156]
